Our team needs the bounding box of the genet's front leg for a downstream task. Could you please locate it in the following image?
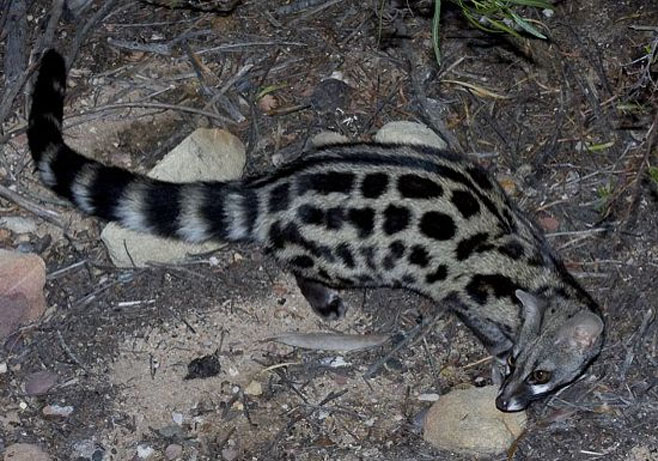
[294,275,347,320]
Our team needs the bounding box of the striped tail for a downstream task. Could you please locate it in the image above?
[27,50,259,244]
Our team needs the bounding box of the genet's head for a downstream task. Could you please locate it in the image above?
[496,289,604,412]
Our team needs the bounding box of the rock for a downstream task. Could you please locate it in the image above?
[417,393,440,402]
[0,250,46,340]
[71,439,104,460]
[164,444,183,460]
[423,385,526,455]
[374,121,447,149]
[42,404,74,417]
[136,445,154,459]
[3,443,51,461]
[311,131,350,147]
[244,380,262,396]
[24,370,58,396]
[0,216,38,235]
[101,129,246,267]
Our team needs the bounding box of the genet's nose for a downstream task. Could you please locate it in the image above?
[495,394,510,412]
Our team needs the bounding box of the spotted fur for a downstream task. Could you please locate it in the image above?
[28,50,605,412]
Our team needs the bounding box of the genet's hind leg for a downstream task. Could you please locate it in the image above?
[294,275,347,320]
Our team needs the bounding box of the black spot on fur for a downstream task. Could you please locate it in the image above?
[357,274,374,283]
[383,205,411,235]
[389,240,405,258]
[465,274,518,305]
[408,245,430,267]
[361,173,389,198]
[360,246,377,270]
[348,207,375,238]
[318,268,331,280]
[451,190,481,219]
[382,256,395,270]
[401,274,416,285]
[426,265,448,284]
[268,182,290,213]
[466,166,494,190]
[419,211,456,240]
[290,255,314,268]
[299,172,355,195]
[336,243,355,268]
[298,204,324,225]
[398,174,443,199]
[498,240,525,259]
[455,232,492,261]
[326,207,344,230]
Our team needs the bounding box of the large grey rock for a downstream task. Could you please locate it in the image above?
[0,249,46,340]
[101,129,246,267]
[423,386,526,456]
[374,121,447,149]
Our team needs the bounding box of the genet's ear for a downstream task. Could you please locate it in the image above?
[557,311,604,351]
[515,289,544,341]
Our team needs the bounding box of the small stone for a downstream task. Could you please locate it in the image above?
[423,386,526,455]
[374,121,447,149]
[136,444,154,459]
[496,174,517,195]
[311,131,350,147]
[0,250,47,340]
[221,447,239,461]
[42,404,74,417]
[171,412,184,425]
[320,356,350,368]
[538,215,560,232]
[3,443,51,461]
[418,393,440,402]
[244,380,262,396]
[0,216,38,234]
[24,370,58,396]
[164,444,183,460]
[0,362,7,374]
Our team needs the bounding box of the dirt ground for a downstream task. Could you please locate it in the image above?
[1,0,658,459]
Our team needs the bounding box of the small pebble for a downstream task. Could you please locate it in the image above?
[136,444,154,459]
[244,380,263,396]
[171,412,184,425]
[42,404,74,417]
[164,444,183,460]
[0,362,7,374]
[418,393,440,402]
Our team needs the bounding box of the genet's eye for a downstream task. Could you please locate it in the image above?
[506,355,516,369]
[528,370,552,384]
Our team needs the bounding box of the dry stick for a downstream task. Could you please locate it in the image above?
[623,111,658,232]
[0,183,64,227]
[57,329,90,374]
[364,311,444,379]
[263,389,348,454]
[65,0,119,70]
[80,102,235,124]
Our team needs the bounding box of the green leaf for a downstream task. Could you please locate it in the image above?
[433,0,442,65]
[509,11,547,39]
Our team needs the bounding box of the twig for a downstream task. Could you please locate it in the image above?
[0,184,64,227]
[623,111,658,231]
[82,102,235,124]
[57,329,90,373]
[364,311,443,379]
[66,0,119,69]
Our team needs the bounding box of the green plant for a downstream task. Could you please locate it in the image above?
[432,0,553,65]
[649,166,658,186]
